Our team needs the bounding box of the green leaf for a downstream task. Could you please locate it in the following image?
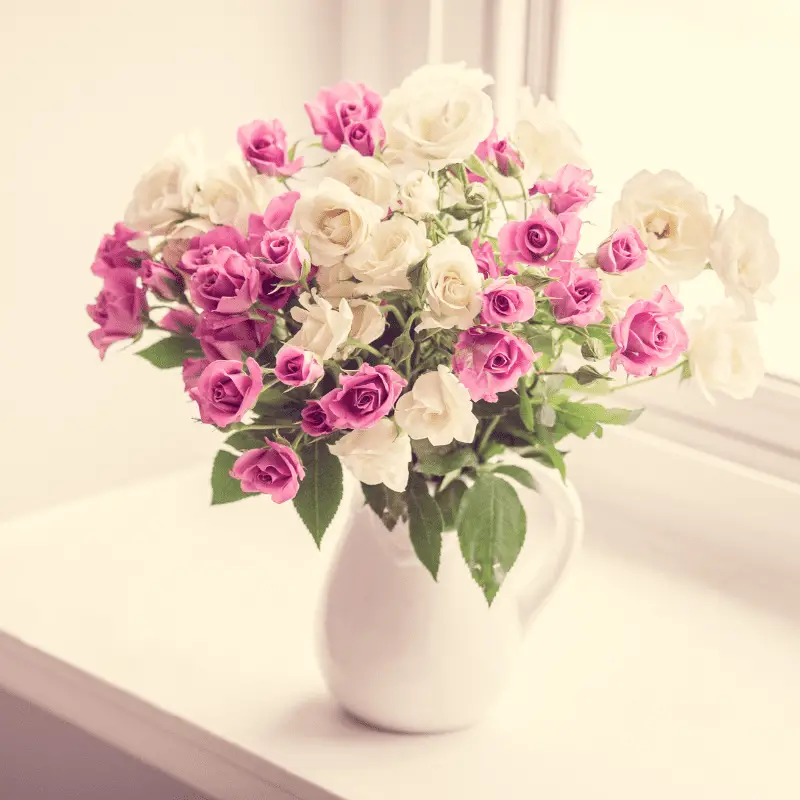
[580,338,604,361]
[537,430,567,480]
[562,402,643,426]
[224,430,265,451]
[518,378,534,431]
[293,442,343,547]
[573,365,611,386]
[136,336,194,369]
[515,271,554,291]
[680,360,692,382]
[362,483,407,531]
[412,440,478,476]
[464,155,489,180]
[457,475,527,605]
[211,450,252,505]
[389,329,415,371]
[436,479,466,530]
[487,464,538,490]
[407,473,444,580]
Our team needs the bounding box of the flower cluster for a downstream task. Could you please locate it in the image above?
[87,63,778,601]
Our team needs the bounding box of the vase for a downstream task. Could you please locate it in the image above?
[316,459,583,733]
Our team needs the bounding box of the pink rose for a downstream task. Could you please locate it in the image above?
[533,165,596,215]
[343,119,385,156]
[91,223,142,277]
[247,192,301,253]
[543,265,604,327]
[472,239,500,279]
[498,207,581,270]
[189,247,259,314]
[230,439,305,504]
[141,259,182,300]
[474,123,523,177]
[159,307,199,335]
[256,229,309,282]
[87,269,146,359]
[196,310,274,361]
[274,345,323,387]
[596,225,647,274]
[305,81,382,152]
[182,357,209,393]
[320,363,406,430]
[301,400,334,437]
[190,357,263,427]
[480,278,535,325]
[236,119,302,178]
[181,226,248,274]
[454,327,538,403]
[611,286,688,377]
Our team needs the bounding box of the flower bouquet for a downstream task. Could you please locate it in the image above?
[87,63,778,606]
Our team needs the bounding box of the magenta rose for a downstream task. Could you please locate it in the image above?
[141,259,183,300]
[453,327,538,403]
[301,400,334,437]
[596,225,647,274]
[611,286,688,377]
[181,226,248,274]
[256,270,296,310]
[189,247,259,314]
[230,439,305,504]
[472,239,500,279]
[236,119,302,178]
[87,269,147,359]
[159,307,199,335]
[498,207,581,270]
[305,81,382,152]
[320,363,407,430]
[247,192,301,253]
[343,118,385,156]
[474,124,523,177]
[543,265,604,327]
[533,165,596,215]
[182,357,210,393]
[274,345,323,387]
[91,223,142,277]
[196,310,274,361]
[480,278,536,325]
[190,357,263,427]
[256,229,309,282]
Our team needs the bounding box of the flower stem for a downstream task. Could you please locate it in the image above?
[477,417,500,458]
[607,361,685,392]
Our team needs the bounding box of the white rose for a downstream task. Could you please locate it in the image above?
[292,177,383,267]
[418,236,482,331]
[381,62,494,170]
[160,216,215,269]
[192,160,281,232]
[348,299,386,344]
[124,135,203,234]
[288,290,354,362]
[315,261,360,302]
[612,169,714,286]
[396,170,439,219]
[395,365,478,447]
[345,215,429,296]
[710,197,779,319]
[688,305,764,401]
[324,147,396,211]
[329,419,411,493]
[513,90,584,183]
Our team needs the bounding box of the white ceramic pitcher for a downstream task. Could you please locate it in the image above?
[316,459,583,733]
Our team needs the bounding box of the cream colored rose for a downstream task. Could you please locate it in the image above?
[329,419,411,493]
[397,170,439,219]
[348,299,386,345]
[160,217,215,269]
[710,197,779,319]
[612,169,714,286]
[324,147,396,211]
[688,304,764,401]
[292,178,383,267]
[381,62,494,170]
[288,290,354,361]
[315,261,360,302]
[345,215,429,296]
[513,90,584,183]
[395,366,478,447]
[192,160,281,232]
[124,135,203,234]
[418,236,482,331]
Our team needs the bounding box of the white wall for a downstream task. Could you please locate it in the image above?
[0,1,341,521]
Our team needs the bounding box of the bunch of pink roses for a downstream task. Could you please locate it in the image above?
[88,63,777,603]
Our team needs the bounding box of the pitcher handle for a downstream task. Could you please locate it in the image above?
[515,459,584,625]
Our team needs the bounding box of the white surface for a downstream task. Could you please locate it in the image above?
[1,430,800,799]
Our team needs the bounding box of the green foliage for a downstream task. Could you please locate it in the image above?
[411,440,478,476]
[487,463,538,490]
[436,479,467,530]
[292,442,343,547]
[136,336,197,369]
[224,430,265,451]
[362,483,407,531]
[210,450,252,505]
[518,378,534,431]
[573,365,611,386]
[515,271,554,291]
[407,473,444,580]
[457,475,527,605]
